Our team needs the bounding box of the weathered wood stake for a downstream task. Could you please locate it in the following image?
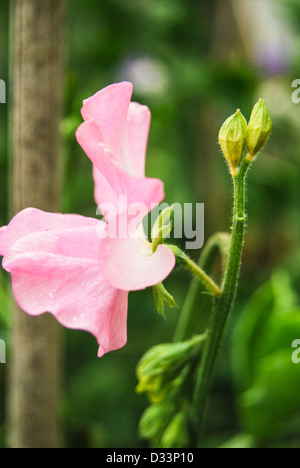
[9,0,65,448]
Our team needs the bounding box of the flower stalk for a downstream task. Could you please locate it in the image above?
[173,232,231,343]
[168,244,222,299]
[191,157,252,446]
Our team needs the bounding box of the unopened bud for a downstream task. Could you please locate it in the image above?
[246,99,272,159]
[160,411,189,448]
[151,205,174,240]
[139,402,174,442]
[151,205,174,252]
[219,110,248,174]
[136,335,205,403]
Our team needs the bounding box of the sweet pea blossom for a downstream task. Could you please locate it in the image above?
[0,82,175,356]
[76,81,175,291]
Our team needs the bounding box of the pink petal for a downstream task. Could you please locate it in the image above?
[4,225,128,356]
[76,84,164,219]
[76,119,122,171]
[81,82,133,164]
[0,208,99,257]
[99,234,176,291]
[92,164,165,221]
[76,118,164,217]
[9,253,128,356]
[77,98,151,180]
[3,224,105,267]
[126,102,151,178]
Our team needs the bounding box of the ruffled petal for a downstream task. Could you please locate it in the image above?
[126,102,151,178]
[0,207,99,257]
[80,83,150,178]
[99,234,176,291]
[81,81,133,165]
[76,83,165,220]
[9,253,128,356]
[92,165,165,220]
[76,120,123,171]
[3,224,105,267]
[3,225,128,356]
[77,99,152,180]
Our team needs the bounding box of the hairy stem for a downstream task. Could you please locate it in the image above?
[191,158,251,446]
[168,245,222,299]
[173,233,231,343]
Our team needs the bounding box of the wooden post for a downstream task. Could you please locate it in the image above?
[8,0,65,448]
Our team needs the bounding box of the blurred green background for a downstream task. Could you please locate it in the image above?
[0,0,300,448]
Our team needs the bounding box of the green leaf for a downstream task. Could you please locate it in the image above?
[232,270,298,393]
[232,270,300,439]
[240,349,300,438]
[219,433,256,449]
[232,280,275,392]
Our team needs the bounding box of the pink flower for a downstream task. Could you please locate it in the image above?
[76,81,175,291]
[0,82,175,356]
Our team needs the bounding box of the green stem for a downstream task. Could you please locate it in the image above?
[173,233,231,343]
[168,245,222,299]
[191,158,251,446]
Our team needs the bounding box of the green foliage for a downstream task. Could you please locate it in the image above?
[136,335,206,447]
[232,272,300,444]
[159,411,189,449]
[136,335,205,404]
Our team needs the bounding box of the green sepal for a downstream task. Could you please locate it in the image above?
[152,282,179,318]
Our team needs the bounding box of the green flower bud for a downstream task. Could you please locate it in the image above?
[160,411,189,449]
[136,335,204,404]
[139,402,174,442]
[151,205,174,253]
[218,110,248,174]
[246,98,272,159]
